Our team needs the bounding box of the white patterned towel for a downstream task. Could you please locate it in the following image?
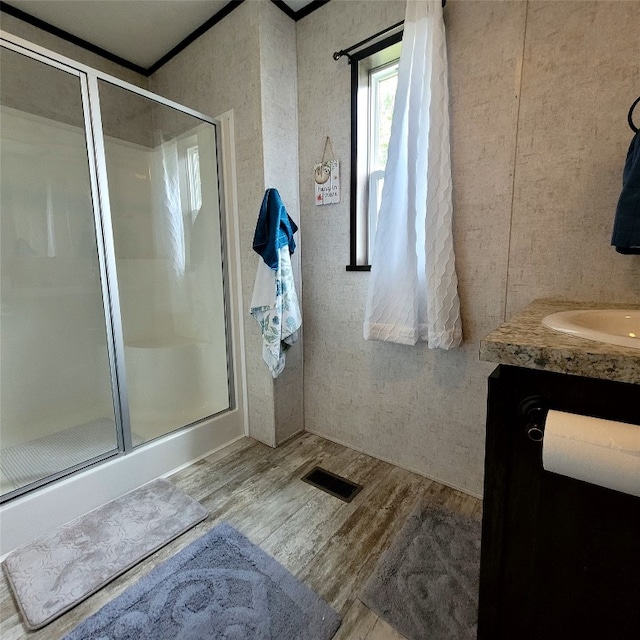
[250,245,301,378]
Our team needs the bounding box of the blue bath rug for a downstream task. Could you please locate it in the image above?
[63,523,341,640]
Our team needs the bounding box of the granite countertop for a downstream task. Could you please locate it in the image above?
[479,299,640,385]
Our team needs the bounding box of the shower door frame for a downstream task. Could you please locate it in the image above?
[0,31,246,548]
[85,74,237,453]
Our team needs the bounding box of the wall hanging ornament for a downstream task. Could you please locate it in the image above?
[314,137,340,205]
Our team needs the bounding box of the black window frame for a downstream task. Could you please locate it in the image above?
[346,30,403,272]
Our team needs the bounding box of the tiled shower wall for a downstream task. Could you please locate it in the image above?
[297,0,640,496]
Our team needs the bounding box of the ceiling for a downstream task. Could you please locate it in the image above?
[1,1,322,73]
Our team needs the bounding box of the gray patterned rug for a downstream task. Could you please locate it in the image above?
[3,479,207,630]
[63,523,341,640]
[360,501,481,640]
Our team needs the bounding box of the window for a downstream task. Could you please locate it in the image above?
[348,32,402,271]
[186,145,202,216]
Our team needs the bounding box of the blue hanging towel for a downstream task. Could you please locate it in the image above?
[611,131,640,254]
[253,189,298,269]
[250,189,301,377]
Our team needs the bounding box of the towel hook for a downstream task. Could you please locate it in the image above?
[628,96,640,133]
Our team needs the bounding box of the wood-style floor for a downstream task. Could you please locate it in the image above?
[0,433,482,640]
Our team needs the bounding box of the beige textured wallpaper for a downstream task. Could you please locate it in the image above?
[297,0,639,496]
[258,2,305,445]
[506,1,640,314]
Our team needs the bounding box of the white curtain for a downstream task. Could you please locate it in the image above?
[152,139,186,279]
[363,0,462,348]
[150,140,191,337]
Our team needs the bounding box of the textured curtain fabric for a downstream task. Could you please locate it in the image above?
[363,0,462,348]
[152,140,186,279]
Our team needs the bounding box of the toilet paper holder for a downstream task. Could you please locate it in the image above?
[519,396,549,442]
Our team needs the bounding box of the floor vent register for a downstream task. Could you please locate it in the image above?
[301,466,363,503]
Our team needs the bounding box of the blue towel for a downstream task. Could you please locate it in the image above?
[253,189,298,269]
[611,131,640,254]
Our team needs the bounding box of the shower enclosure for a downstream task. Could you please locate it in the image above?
[0,33,242,508]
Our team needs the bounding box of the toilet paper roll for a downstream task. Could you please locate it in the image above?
[542,410,640,498]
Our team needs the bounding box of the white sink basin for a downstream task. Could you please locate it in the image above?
[542,309,640,350]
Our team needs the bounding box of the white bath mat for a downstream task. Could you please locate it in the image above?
[2,478,208,630]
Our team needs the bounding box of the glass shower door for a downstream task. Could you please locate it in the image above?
[97,80,231,445]
[0,48,120,497]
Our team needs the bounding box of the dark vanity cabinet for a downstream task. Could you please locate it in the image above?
[478,365,640,640]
